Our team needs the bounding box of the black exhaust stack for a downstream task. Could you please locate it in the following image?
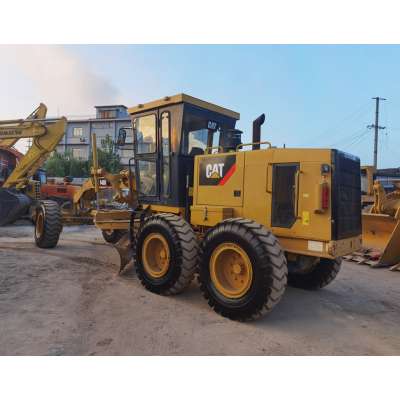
[252,113,265,150]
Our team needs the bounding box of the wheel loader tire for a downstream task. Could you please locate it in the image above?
[198,218,287,321]
[134,213,199,295]
[288,257,342,290]
[102,229,126,244]
[34,200,62,249]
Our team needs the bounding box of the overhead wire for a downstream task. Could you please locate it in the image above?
[312,100,372,145]
[328,127,368,148]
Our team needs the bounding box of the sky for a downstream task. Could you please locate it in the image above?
[0,44,399,168]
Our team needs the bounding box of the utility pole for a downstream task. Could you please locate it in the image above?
[367,97,386,169]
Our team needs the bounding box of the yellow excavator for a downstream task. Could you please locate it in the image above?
[0,104,67,225]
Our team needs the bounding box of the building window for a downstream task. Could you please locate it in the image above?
[92,122,113,129]
[99,110,117,119]
[73,127,83,137]
[72,148,84,159]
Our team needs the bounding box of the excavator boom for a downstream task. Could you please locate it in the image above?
[3,117,66,189]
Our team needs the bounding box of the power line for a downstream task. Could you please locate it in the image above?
[313,101,371,144]
[328,127,367,148]
[347,129,369,149]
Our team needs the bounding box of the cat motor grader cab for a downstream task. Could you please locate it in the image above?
[35,94,362,321]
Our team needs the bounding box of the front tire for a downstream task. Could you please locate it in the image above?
[34,200,62,248]
[134,213,199,295]
[199,218,287,321]
[288,257,342,290]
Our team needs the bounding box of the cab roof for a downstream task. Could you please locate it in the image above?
[128,93,240,120]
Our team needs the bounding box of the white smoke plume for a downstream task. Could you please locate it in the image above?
[0,44,120,115]
[0,45,120,151]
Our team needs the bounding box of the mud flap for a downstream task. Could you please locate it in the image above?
[362,213,400,267]
[0,188,32,226]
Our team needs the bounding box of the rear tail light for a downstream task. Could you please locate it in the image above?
[321,182,329,210]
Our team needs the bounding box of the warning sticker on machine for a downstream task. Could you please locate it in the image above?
[199,155,236,186]
[308,240,324,252]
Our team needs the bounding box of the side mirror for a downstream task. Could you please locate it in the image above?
[117,128,127,146]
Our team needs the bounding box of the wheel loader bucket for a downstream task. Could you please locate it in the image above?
[362,213,400,267]
[0,188,32,226]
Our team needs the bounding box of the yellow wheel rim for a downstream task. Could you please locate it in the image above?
[210,242,253,299]
[36,212,44,238]
[142,233,170,278]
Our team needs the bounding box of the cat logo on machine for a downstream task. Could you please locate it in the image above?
[206,163,224,179]
[199,155,236,186]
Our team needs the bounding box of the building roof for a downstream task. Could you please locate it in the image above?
[94,105,127,109]
[66,117,131,123]
[128,93,240,120]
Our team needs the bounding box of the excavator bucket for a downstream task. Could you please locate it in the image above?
[362,213,400,267]
[0,188,32,226]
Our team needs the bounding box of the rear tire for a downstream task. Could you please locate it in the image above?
[34,200,62,248]
[199,218,287,321]
[102,229,126,244]
[288,257,342,290]
[134,213,199,295]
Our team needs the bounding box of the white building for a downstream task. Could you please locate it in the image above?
[56,105,133,167]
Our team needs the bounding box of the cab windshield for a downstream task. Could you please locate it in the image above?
[181,113,222,155]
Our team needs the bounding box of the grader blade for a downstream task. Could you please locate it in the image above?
[111,232,133,273]
[0,188,32,226]
[362,213,400,267]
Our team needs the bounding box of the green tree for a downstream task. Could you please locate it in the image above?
[44,134,121,178]
[90,134,122,173]
[44,150,89,178]
[45,151,68,177]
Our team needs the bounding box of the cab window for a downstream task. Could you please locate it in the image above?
[137,160,157,196]
[187,129,208,155]
[182,113,220,155]
[134,114,157,154]
[161,112,170,197]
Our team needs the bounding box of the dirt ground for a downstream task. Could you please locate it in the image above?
[0,223,399,356]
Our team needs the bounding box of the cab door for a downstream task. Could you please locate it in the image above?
[133,110,172,204]
[133,112,160,201]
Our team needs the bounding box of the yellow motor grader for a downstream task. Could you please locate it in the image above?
[34,94,362,321]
